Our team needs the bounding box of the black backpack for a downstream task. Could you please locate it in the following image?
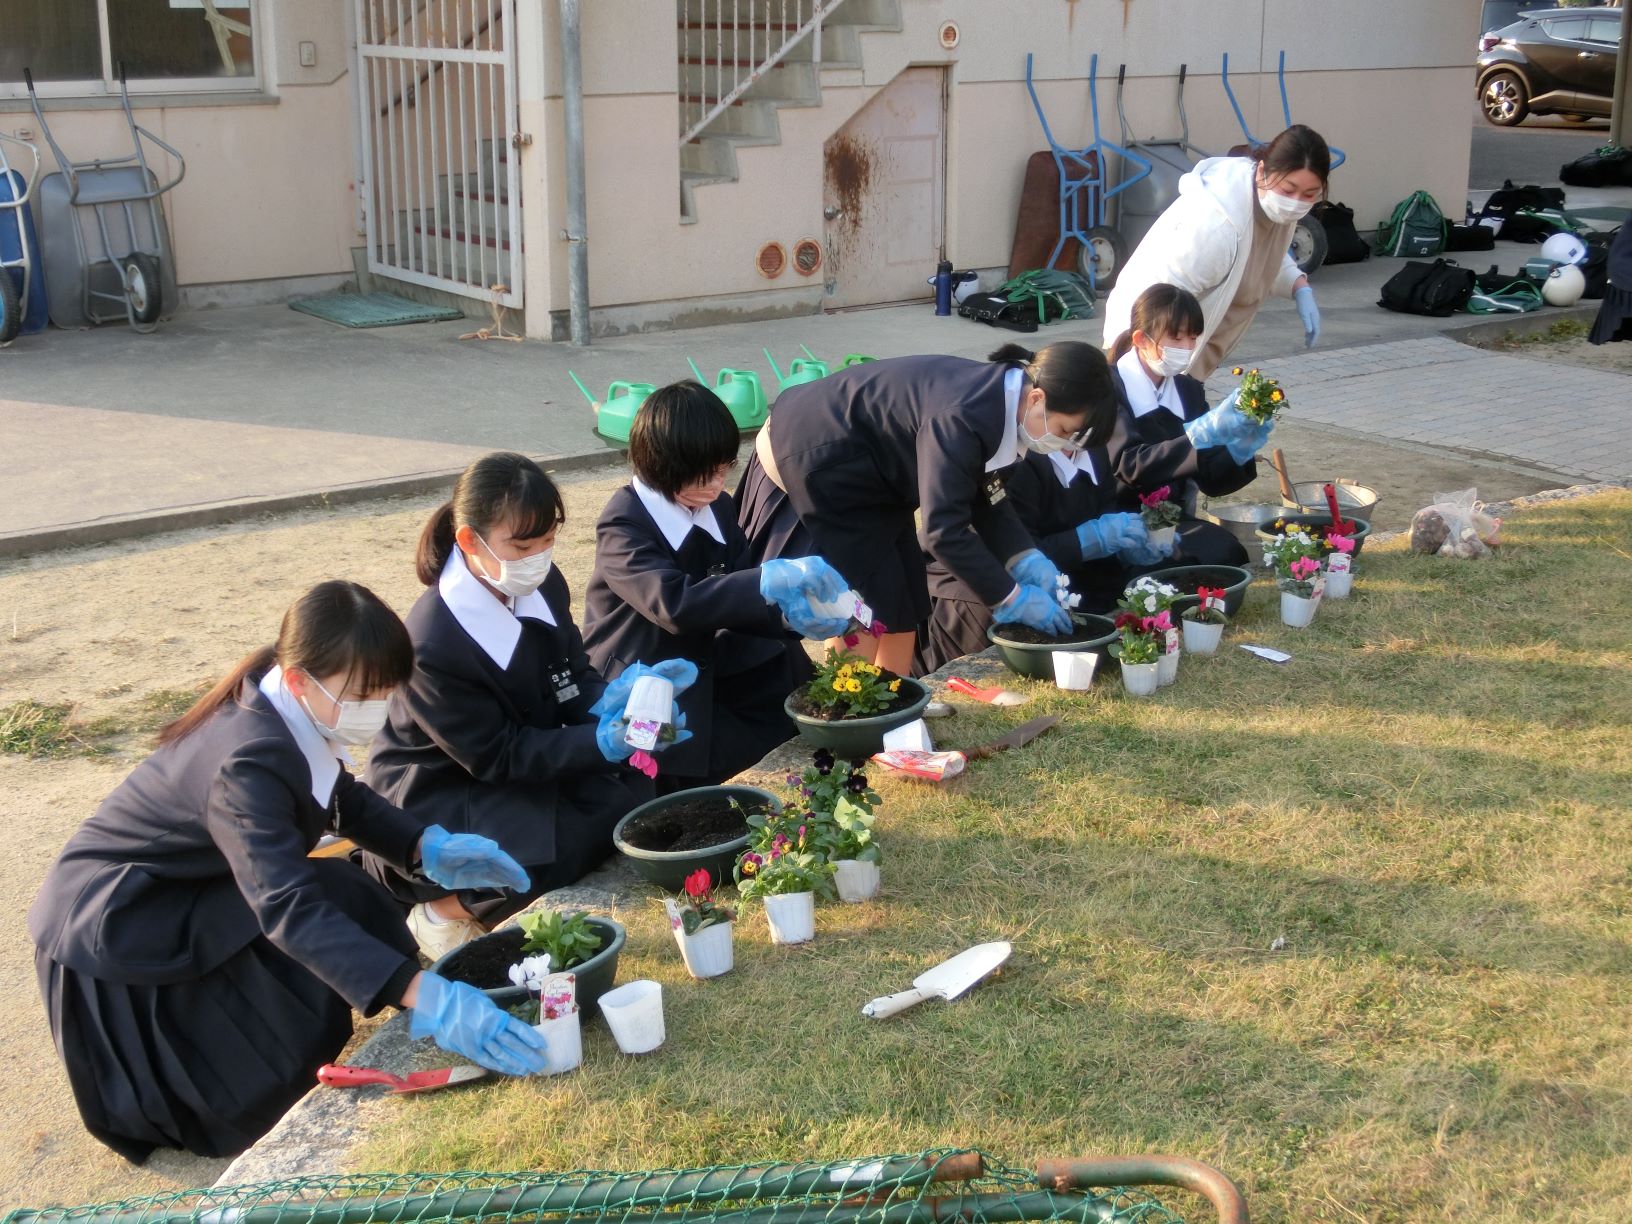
[1312,201,1369,265]
[1378,259,1476,317]
[1477,180,1565,228]
[1559,146,1632,189]
[1581,230,1617,298]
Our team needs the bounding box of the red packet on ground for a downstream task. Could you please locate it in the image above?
[869,748,967,782]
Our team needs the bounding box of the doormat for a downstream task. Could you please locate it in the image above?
[288,292,464,328]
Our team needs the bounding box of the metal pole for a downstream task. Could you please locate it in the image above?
[1609,3,1631,150]
[559,0,590,345]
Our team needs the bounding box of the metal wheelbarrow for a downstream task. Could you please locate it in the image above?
[25,63,185,332]
[0,129,46,344]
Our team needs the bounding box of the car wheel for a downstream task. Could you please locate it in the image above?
[1481,70,1529,126]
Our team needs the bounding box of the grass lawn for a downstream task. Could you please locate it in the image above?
[354,491,1632,1224]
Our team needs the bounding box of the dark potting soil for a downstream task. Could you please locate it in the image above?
[619,798,767,853]
[443,928,531,989]
[787,669,909,722]
[994,622,1107,645]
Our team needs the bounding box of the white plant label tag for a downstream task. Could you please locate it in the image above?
[1239,644,1292,663]
[1328,553,1352,574]
[1164,628,1179,654]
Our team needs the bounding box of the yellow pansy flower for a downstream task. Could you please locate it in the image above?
[889,679,901,692]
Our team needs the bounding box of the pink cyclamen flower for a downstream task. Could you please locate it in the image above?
[1149,609,1173,632]
[1289,556,1318,580]
[1139,485,1173,508]
[1328,533,1356,554]
[629,750,659,779]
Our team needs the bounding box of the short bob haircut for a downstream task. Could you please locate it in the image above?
[628,381,741,497]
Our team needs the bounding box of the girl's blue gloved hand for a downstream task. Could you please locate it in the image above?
[409,972,550,1077]
[418,825,530,892]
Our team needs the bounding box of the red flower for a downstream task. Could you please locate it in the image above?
[1114,611,1139,630]
[842,633,860,648]
[1138,485,1173,508]
[1196,586,1226,603]
[683,868,712,899]
[868,619,889,637]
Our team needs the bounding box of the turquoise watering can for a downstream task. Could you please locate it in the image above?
[569,372,655,445]
[686,359,768,429]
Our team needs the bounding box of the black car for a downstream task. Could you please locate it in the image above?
[1476,6,1622,126]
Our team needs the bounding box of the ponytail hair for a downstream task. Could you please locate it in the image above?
[1254,124,1330,193]
[415,451,566,586]
[991,339,1117,449]
[159,581,412,745]
[1107,283,1205,363]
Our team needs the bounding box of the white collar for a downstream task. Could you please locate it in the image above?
[985,367,1025,473]
[631,477,726,551]
[257,663,350,807]
[438,546,556,670]
[1116,350,1186,420]
[1046,449,1099,488]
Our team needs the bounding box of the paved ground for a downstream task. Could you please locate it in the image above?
[1465,98,1613,192]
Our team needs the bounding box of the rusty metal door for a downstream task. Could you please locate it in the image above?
[822,66,947,309]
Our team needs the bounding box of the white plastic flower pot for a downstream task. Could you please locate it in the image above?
[763,891,816,944]
[674,920,734,979]
[1280,591,1318,628]
[533,1009,583,1075]
[598,979,666,1054]
[1183,619,1224,655]
[833,859,881,903]
[1051,650,1098,691]
[1120,660,1160,697]
[1156,647,1180,687]
[1149,525,1177,553]
[1324,553,1353,599]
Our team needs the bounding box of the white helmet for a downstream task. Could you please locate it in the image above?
[1540,232,1587,267]
[1542,264,1586,307]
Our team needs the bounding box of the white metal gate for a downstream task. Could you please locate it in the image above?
[354,0,523,308]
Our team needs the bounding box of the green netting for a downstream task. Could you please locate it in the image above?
[3,1149,1192,1224]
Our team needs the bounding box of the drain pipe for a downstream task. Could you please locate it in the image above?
[559,0,590,345]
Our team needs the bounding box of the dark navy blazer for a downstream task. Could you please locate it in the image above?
[581,486,785,777]
[28,683,423,1013]
[365,567,610,866]
[1108,369,1257,510]
[768,355,1035,606]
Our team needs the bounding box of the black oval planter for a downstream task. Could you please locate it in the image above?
[988,614,1118,680]
[1143,564,1255,618]
[1256,514,1373,559]
[429,914,625,1020]
[784,676,932,758]
[613,784,781,893]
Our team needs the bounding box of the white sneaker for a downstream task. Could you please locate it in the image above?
[407,903,486,962]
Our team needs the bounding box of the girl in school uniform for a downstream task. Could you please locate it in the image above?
[364,452,688,960]
[582,382,851,792]
[1107,283,1273,568]
[735,343,1119,675]
[29,581,549,1162]
[917,438,1172,674]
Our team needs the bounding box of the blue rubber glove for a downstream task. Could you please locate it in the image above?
[991,584,1073,636]
[1294,284,1320,348]
[1075,511,1148,562]
[1116,526,1179,566]
[758,556,852,639]
[1184,393,1271,465]
[589,659,699,762]
[409,972,550,1077]
[418,825,530,892]
[1006,548,1062,593]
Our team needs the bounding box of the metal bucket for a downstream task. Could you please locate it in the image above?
[1283,480,1381,523]
[1197,502,1277,550]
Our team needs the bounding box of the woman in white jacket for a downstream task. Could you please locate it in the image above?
[1102,125,1329,380]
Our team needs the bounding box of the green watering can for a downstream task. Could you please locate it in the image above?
[840,353,877,367]
[686,359,768,429]
[763,346,829,392]
[569,372,655,444]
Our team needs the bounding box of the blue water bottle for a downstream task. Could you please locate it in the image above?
[934,260,953,316]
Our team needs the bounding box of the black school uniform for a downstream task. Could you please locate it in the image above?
[917,447,1123,674]
[28,666,423,1162]
[582,482,807,791]
[1109,350,1255,567]
[363,551,651,922]
[734,355,1036,629]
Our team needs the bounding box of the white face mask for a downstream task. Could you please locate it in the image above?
[1258,185,1315,224]
[1019,406,1073,455]
[301,674,391,747]
[475,533,554,598]
[1147,343,1194,379]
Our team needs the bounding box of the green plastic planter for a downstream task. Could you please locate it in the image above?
[430,914,625,1020]
[784,676,932,758]
[988,614,1118,680]
[612,784,781,893]
[1256,513,1372,559]
[1143,564,1255,618]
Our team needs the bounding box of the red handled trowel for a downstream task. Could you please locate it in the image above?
[317,1063,489,1095]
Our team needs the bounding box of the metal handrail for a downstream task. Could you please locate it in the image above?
[677,0,845,146]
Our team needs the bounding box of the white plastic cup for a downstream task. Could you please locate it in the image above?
[1183,619,1224,655]
[1280,591,1318,628]
[1324,553,1353,599]
[763,891,816,944]
[833,859,881,902]
[675,921,734,979]
[1149,525,1177,553]
[1121,660,1159,697]
[1051,650,1098,691]
[882,719,933,752]
[534,1009,583,1075]
[598,979,665,1054]
[1156,648,1179,687]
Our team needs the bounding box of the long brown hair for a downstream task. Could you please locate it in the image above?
[1108,283,1206,363]
[158,581,412,745]
[416,452,566,586]
[1254,124,1330,193]
[988,340,1118,449]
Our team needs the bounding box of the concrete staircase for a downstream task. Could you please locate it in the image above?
[678,0,901,224]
